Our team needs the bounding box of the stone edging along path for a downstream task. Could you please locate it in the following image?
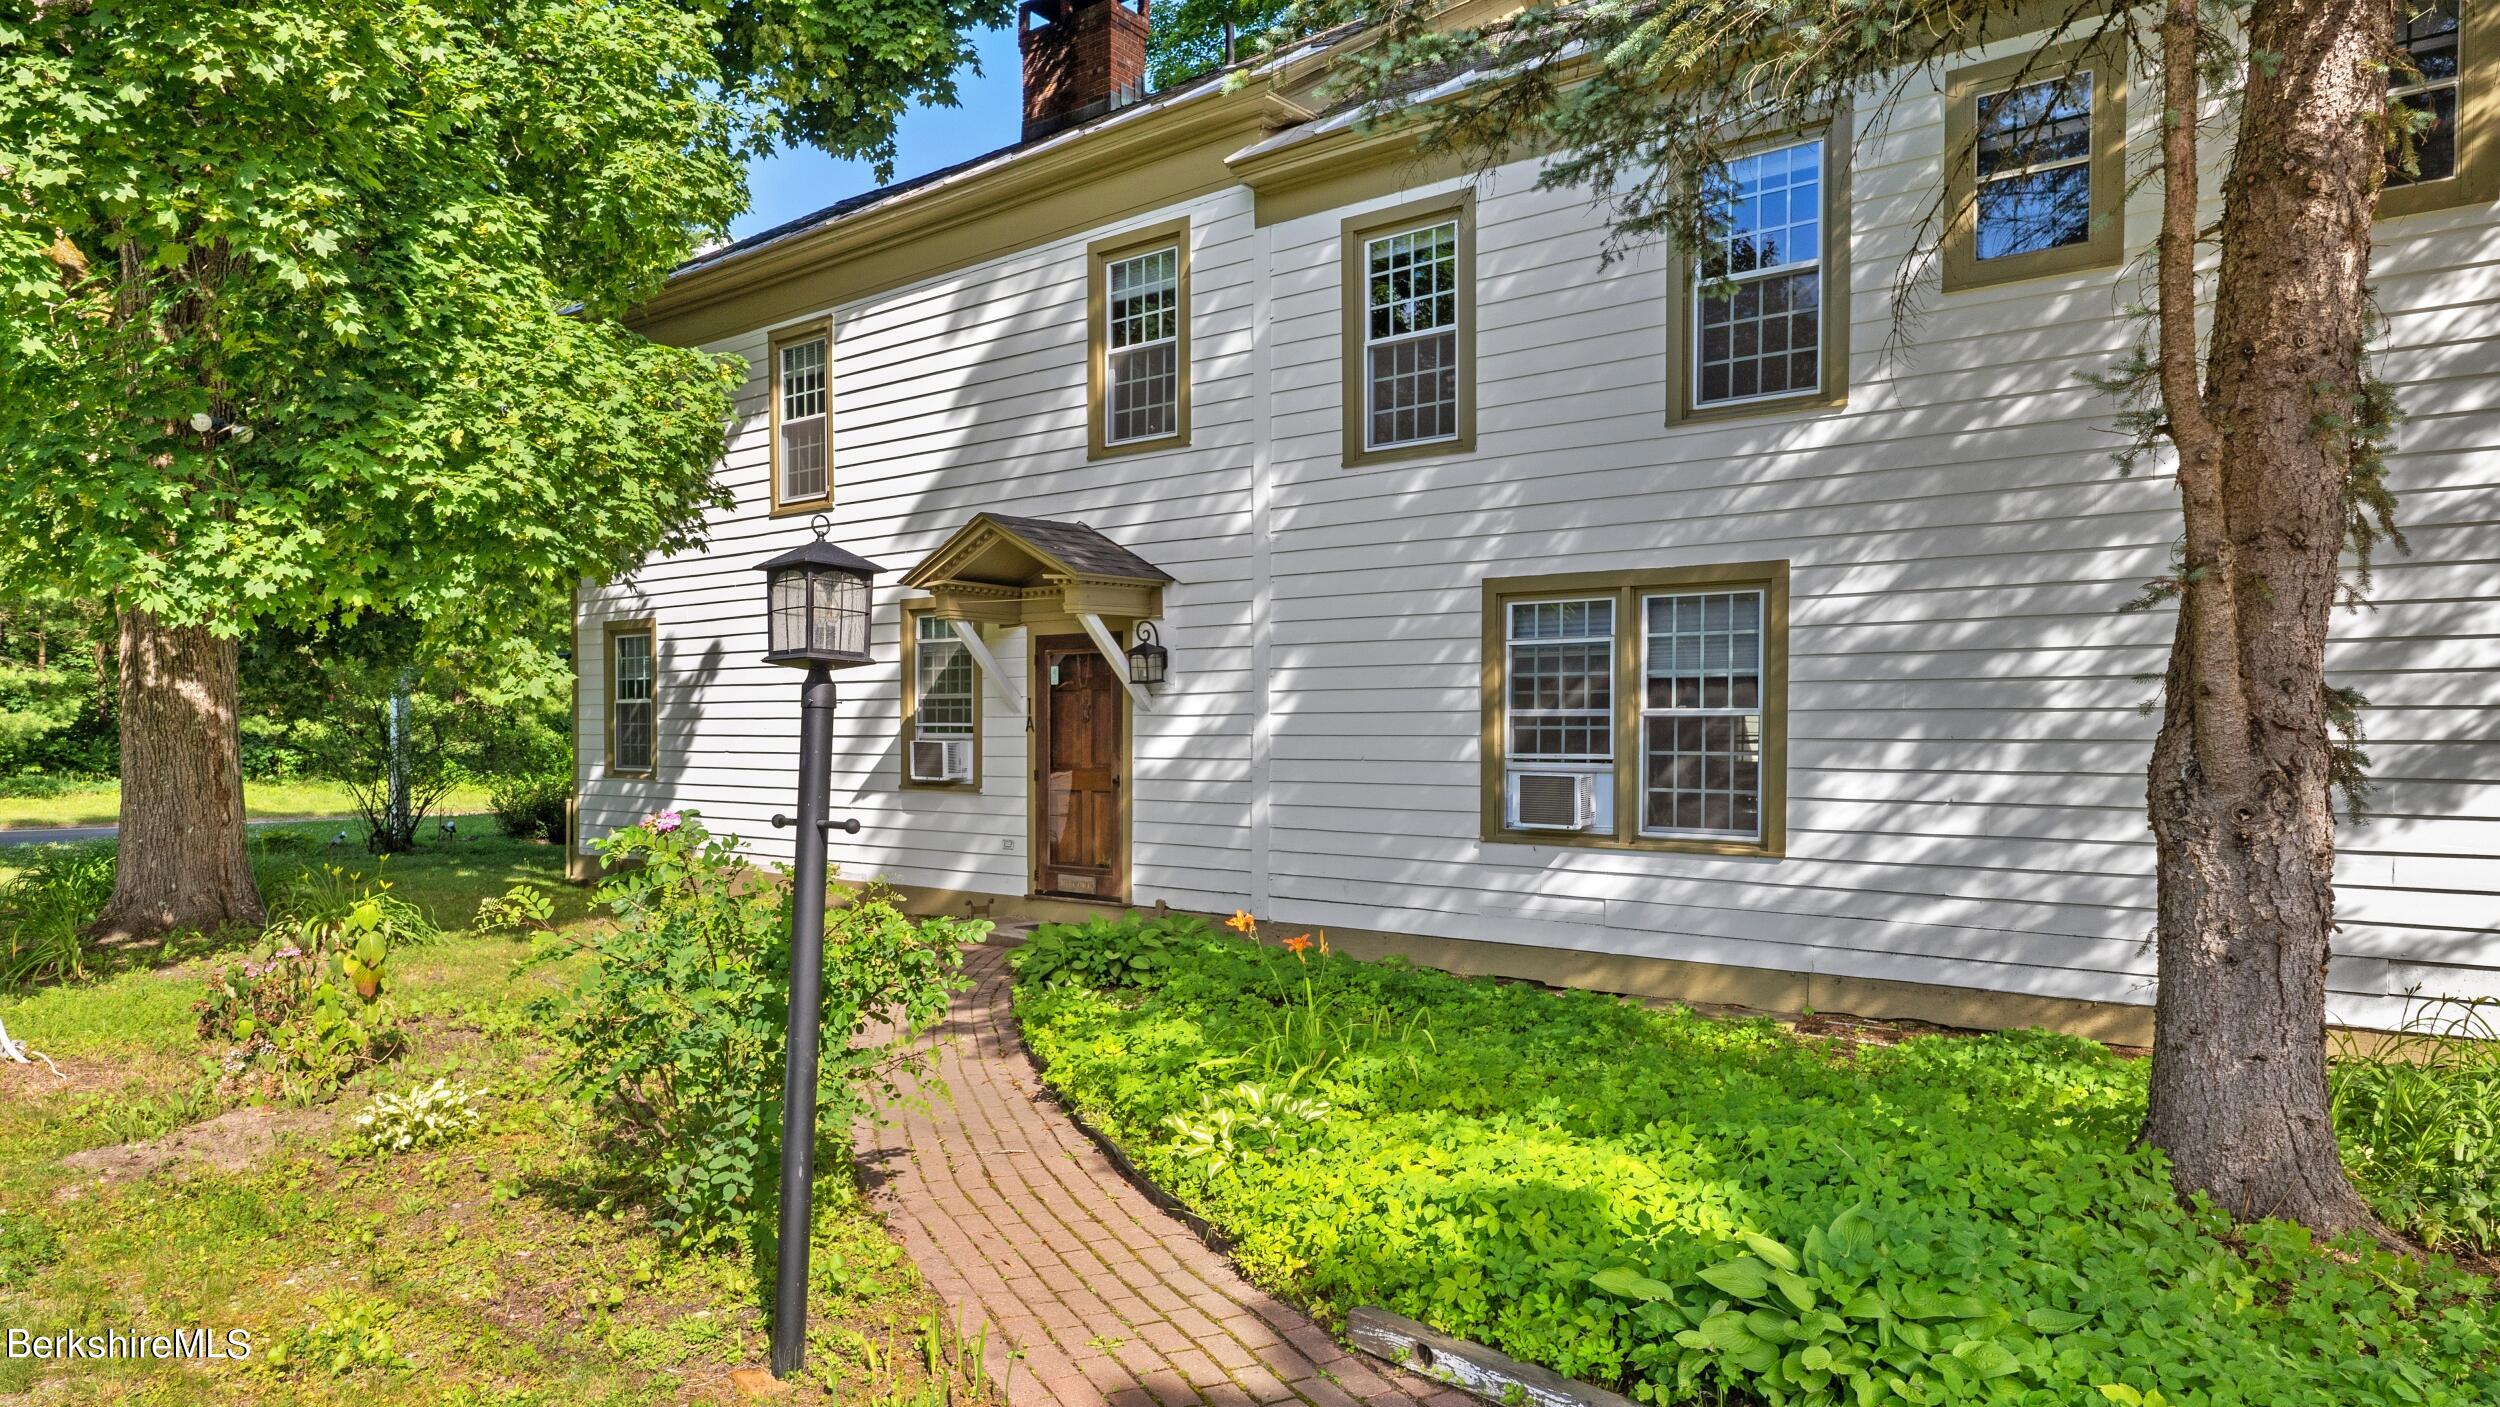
[855,937,1472,1407]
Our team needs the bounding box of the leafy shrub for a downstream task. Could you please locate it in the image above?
[354,1078,484,1154]
[1018,933,2499,1407]
[535,812,979,1249]
[198,879,417,1091]
[471,882,556,937]
[0,770,110,799]
[269,863,441,948]
[1010,910,1217,988]
[0,841,111,987]
[487,768,569,844]
[2333,998,2500,1254]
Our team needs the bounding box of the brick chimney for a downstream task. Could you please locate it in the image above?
[1018,0,1150,142]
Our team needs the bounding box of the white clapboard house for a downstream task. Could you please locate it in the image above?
[575,0,2499,1039]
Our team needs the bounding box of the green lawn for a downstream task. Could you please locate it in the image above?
[1015,914,2500,1407]
[0,833,995,1406]
[0,779,494,830]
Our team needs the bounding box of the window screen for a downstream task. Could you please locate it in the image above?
[915,616,976,738]
[1506,598,1614,764]
[2390,1,2462,185]
[778,336,828,503]
[1640,591,1763,838]
[612,629,655,774]
[1364,220,1462,448]
[1105,246,1181,444]
[1975,74,2094,260]
[1694,140,1822,407]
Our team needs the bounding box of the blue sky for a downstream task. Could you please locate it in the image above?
[733,26,1027,240]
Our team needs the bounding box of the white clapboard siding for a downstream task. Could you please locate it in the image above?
[579,35,2500,1032]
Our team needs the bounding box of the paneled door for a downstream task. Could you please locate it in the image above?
[1035,636,1123,901]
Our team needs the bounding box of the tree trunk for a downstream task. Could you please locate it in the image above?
[87,610,263,940]
[2139,0,2388,1240]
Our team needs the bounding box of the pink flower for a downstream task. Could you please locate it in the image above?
[647,810,683,835]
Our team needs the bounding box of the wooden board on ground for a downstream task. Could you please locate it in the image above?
[1348,1307,1642,1407]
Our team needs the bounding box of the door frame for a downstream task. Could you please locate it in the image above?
[1027,624,1133,904]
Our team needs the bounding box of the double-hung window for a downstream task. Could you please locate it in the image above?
[1944,40,2126,291]
[607,622,656,777]
[1696,140,1823,408]
[1973,74,2095,259]
[1341,192,1475,464]
[771,326,831,510]
[1640,590,1766,840]
[1483,564,1789,855]
[1362,221,1461,447]
[2393,1,2463,187]
[2379,0,2494,218]
[902,609,980,788]
[1089,220,1190,457]
[1672,130,1848,420]
[1503,599,1616,830]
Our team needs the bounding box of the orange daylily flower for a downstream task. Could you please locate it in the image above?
[1226,909,1259,936]
[1315,930,1330,956]
[1282,933,1314,961]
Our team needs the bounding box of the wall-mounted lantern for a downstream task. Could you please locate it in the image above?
[1126,621,1169,688]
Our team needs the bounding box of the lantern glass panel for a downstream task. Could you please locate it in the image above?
[818,570,869,657]
[768,568,812,658]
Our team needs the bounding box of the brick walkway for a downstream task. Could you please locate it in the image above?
[856,939,1464,1407]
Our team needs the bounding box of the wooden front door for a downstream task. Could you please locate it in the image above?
[1036,637,1123,901]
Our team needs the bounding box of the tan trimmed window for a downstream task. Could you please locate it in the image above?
[2382,1,2496,216]
[1341,191,1476,465]
[1088,219,1190,458]
[606,621,657,777]
[770,325,831,511]
[1481,564,1789,856]
[1944,41,2126,291]
[901,610,979,788]
[1668,124,1848,423]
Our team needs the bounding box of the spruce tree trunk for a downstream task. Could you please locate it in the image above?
[87,609,263,940]
[2138,0,2386,1239]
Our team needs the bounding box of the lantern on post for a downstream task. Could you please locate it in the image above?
[751,516,883,1381]
[758,518,882,667]
[1125,620,1169,688]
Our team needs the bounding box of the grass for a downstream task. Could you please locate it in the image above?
[0,836,1000,1406]
[1017,916,2500,1407]
[0,779,494,830]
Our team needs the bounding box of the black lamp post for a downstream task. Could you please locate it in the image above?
[753,519,883,1380]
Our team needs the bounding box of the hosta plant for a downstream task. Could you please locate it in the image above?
[354,1078,484,1154]
[1164,1080,1330,1178]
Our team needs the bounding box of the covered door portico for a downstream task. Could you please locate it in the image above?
[900,514,1173,903]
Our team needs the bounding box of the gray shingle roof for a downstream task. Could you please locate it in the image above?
[983,515,1174,582]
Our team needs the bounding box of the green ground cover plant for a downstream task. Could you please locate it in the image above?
[1015,915,2499,1407]
[0,829,997,1405]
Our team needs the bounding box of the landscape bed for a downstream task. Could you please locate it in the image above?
[0,826,995,1406]
[1010,914,2500,1407]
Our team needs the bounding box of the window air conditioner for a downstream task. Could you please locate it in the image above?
[910,738,973,783]
[1510,771,1599,831]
